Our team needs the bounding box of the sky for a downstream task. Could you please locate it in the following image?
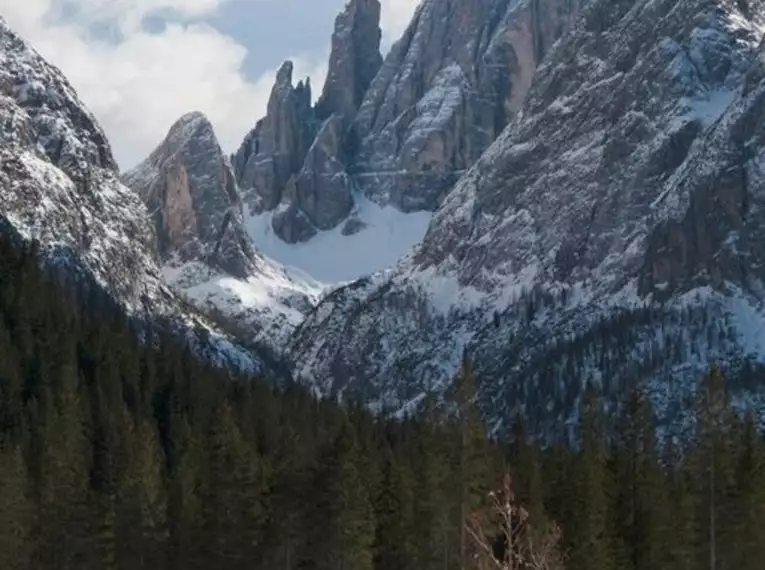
[0,0,420,170]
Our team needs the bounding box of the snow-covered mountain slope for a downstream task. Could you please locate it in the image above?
[0,16,264,373]
[289,0,765,435]
[123,113,323,353]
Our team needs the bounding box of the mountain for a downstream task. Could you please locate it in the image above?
[123,113,323,353]
[289,0,765,435]
[8,0,765,438]
[232,0,580,260]
[0,16,268,373]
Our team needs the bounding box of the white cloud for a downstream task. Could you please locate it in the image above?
[0,0,416,171]
[0,0,327,170]
[380,0,420,43]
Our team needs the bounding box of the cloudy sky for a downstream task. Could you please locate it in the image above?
[0,0,419,170]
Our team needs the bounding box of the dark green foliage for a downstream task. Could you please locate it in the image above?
[0,234,764,570]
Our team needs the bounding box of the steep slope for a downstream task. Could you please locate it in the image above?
[289,0,765,435]
[124,114,323,352]
[0,16,260,372]
[234,0,581,262]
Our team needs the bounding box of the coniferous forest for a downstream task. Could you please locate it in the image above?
[1,233,765,570]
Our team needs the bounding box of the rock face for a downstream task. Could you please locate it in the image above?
[350,0,581,211]
[0,16,260,371]
[272,114,354,243]
[124,113,323,354]
[289,0,765,436]
[0,15,160,312]
[315,0,383,122]
[234,62,316,215]
[234,0,581,244]
[124,112,254,279]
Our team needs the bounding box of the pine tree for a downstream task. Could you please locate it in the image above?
[0,443,33,570]
[34,352,95,569]
[454,354,490,570]
[727,414,765,570]
[166,411,202,570]
[115,414,168,569]
[691,364,737,570]
[568,383,615,570]
[309,419,375,570]
[414,396,454,570]
[612,386,672,570]
[374,449,417,570]
[199,401,267,568]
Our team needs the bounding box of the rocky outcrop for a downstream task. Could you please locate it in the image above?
[0,14,161,311]
[233,62,315,213]
[124,112,254,279]
[289,0,765,435]
[273,115,354,242]
[315,0,383,123]
[126,113,324,354]
[234,0,580,244]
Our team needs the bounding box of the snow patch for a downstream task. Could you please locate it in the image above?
[683,89,736,126]
[245,193,432,284]
[727,291,765,361]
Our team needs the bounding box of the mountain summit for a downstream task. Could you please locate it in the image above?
[123,113,323,354]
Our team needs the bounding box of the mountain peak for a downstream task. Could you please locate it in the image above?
[173,110,211,129]
[0,14,118,178]
[123,113,252,278]
[276,60,294,86]
[315,0,382,120]
[157,111,217,156]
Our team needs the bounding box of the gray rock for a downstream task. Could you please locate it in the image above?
[233,61,316,213]
[124,112,255,279]
[125,112,322,354]
[273,114,354,243]
[0,16,261,371]
[342,215,367,236]
[315,0,383,123]
[234,0,383,243]
[350,0,582,211]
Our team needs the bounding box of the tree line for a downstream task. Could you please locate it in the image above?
[0,233,763,570]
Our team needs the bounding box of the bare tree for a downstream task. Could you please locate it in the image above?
[465,473,565,570]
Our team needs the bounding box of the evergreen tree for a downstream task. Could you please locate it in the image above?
[727,414,765,570]
[374,449,417,570]
[0,443,33,570]
[568,383,615,570]
[454,354,490,570]
[35,354,94,569]
[414,396,454,570]
[612,386,672,570]
[691,364,737,570]
[115,415,168,569]
[308,419,375,570]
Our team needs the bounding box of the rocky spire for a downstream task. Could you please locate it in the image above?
[233,60,316,215]
[315,0,383,122]
[124,112,255,279]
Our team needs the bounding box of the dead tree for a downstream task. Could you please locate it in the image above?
[465,473,565,570]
